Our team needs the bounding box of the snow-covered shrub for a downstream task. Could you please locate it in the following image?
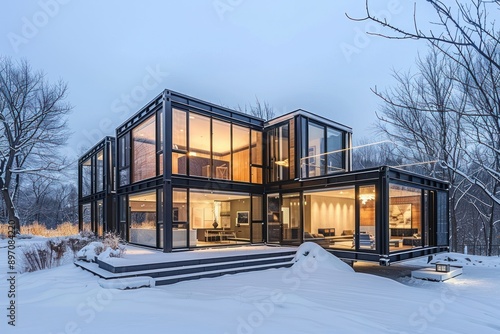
[79,230,95,239]
[47,239,67,262]
[67,237,92,257]
[103,231,122,250]
[76,232,126,262]
[23,243,54,272]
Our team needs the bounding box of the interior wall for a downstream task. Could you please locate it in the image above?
[306,195,355,235]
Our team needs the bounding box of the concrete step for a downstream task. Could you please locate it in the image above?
[76,249,296,286]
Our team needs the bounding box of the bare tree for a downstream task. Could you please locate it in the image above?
[238,97,276,120]
[0,57,72,233]
[373,49,469,250]
[350,1,500,71]
[349,0,500,253]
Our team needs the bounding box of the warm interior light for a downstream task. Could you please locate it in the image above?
[359,194,375,205]
[188,152,197,156]
[275,159,289,167]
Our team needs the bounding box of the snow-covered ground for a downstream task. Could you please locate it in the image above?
[1,239,500,334]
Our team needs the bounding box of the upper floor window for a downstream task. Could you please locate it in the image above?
[302,121,346,178]
[132,116,156,183]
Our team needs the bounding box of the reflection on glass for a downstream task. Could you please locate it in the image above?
[268,124,290,182]
[358,185,376,250]
[188,113,211,177]
[308,122,324,177]
[327,128,343,174]
[389,184,422,252]
[82,159,91,197]
[213,120,231,180]
[132,116,156,183]
[233,125,250,182]
[82,203,91,232]
[96,150,104,192]
[173,108,187,150]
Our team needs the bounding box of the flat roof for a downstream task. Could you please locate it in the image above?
[265,109,352,133]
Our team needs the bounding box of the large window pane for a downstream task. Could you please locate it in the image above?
[308,122,325,177]
[188,113,211,177]
[389,184,422,252]
[303,187,355,250]
[118,134,130,186]
[132,116,156,183]
[190,190,251,246]
[82,159,91,197]
[359,185,376,250]
[173,152,186,175]
[171,189,189,248]
[212,120,231,180]
[96,150,104,192]
[327,128,343,174]
[129,190,157,247]
[233,125,250,182]
[82,203,91,232]
[173,108,187,150]
[251,130,262,165]
[268,124,290,182]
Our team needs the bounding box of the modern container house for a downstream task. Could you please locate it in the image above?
[78,89,449,264]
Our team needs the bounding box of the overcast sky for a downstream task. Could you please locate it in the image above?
[1,1,445,162]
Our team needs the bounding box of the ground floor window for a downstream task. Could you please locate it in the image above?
[389,184,422,252]
[129,190,157,247]
[187,190,252,248]
[82,203,91,232]
[303,186,356,250]
[301,184,377,251]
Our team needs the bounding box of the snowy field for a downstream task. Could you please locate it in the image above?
[1,238,500,334]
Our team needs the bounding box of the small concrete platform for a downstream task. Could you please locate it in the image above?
[411,266,463,282]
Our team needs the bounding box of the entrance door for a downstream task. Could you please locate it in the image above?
[267,194,281,244]
[282,193,301,245]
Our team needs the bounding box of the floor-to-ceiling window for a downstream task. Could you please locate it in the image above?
[232,125,250,182]
[81,158,92,197]
[213,120,231,180]
[303,187,355,250]
[129,190,157,247]
[358,185,376,250]
[96,150,104,192]
[388,184,422,252]
[301,120,347,178]
[82,203,91,232]
[188,113,211,177]
[132,116,156,183]
[282,193,301,245]
[188,190,252,247]
[268,123,291,182]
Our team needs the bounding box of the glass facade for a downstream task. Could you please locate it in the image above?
[78,92,448,259]
[170,108,262,183]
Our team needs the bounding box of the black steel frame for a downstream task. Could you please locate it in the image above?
[78,89,450,265]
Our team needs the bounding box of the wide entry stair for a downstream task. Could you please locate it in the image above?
[75,246,296,286]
